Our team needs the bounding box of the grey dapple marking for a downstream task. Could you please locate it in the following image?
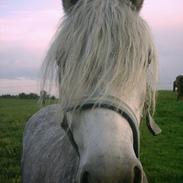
[22,0,160,182]
[22,105,79,183]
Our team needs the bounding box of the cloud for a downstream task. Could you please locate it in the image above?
[141,1,183,89]
[154,28,183,89]
[0,78,39,95]
[0,8,62,80]
[0,44,41,79]
[0,78,58,96]
[142,0,183,30]
[0,9,62,51]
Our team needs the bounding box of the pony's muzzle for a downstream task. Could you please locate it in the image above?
[76,159,145,183]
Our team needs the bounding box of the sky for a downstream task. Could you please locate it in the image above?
[0,0,183,95]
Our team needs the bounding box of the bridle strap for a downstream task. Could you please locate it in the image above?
[61,96,140,158]
[61,114,80,157]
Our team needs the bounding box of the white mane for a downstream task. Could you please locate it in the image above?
[41,0,158,114]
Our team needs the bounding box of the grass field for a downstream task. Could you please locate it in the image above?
[0,91,183,183]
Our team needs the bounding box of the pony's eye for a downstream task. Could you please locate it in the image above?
[71,0,78,5]
[148,50,152,65]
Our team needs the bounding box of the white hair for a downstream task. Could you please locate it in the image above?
[41,0,158,115]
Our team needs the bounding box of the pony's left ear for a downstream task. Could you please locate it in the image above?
[62,0,79,12]
[129,0,144,11]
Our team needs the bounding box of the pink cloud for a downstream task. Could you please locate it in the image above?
[142,0,183,29]
[0,9,63,52]
[0,78,39,95]
[0,8,64,72]
[0,78,58,96]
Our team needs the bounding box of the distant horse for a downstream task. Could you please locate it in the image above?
[173,75,183,100]
[22,0,161,182]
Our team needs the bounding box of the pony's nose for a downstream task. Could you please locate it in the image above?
[133,165,143,183]
[79,161,143,183]
[80,171,90,183]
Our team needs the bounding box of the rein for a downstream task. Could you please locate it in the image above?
[61,96,161,159]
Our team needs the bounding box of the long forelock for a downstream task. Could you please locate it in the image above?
[41,0,158,114]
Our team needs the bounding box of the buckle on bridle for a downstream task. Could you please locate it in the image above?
[146,111,162,136]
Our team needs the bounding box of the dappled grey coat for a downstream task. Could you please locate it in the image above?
[22,105,79,183]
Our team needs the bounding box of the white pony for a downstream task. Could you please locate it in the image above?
[22,0,161,182]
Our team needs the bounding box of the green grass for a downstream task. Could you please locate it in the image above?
[140,91,183,183]
[0,91,183,182]
[0,99,39,183]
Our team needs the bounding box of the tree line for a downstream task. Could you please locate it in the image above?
[0,91,56,100]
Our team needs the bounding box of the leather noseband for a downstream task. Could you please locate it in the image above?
[61,96,161,159]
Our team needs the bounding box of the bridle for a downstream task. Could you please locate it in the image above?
[61,96,161,159]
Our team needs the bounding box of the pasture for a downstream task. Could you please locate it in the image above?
[0,91,183,183]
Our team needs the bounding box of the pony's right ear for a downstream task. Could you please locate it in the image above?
[62,0,79,12]
[129,0,144,11]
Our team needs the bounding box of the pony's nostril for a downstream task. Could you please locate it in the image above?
[81,171,90,183]
[134,166,142,183]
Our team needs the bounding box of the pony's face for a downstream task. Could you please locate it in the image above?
[69,80,148,183]
[60,1,149,182]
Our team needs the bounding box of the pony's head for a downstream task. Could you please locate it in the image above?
[41,0,158,182]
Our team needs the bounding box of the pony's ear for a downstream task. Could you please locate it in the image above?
[129,0,144,11]
[62,0,79,12]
